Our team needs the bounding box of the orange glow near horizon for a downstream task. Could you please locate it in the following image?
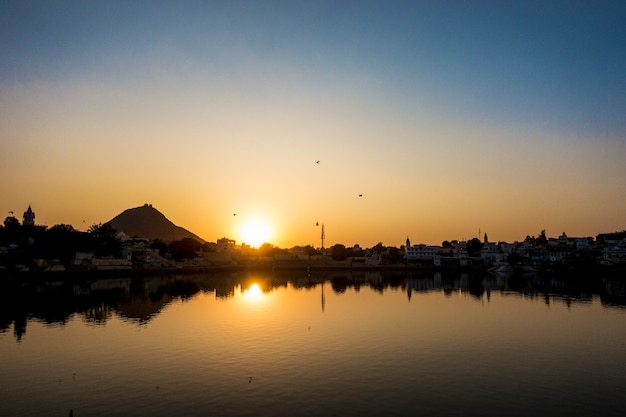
[237,218,273,248]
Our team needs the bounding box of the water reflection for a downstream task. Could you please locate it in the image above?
[1,269,624,342]
[242,283,264,301]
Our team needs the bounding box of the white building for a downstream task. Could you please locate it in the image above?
[405,237,439,260]
[603,247,626,264]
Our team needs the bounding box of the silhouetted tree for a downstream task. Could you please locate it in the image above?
[302,245,319,256]
[465,238,483,256]
[442,240,453,249]
[370,242,385,253]
[2,216,21,243]
[88,223,121,257]
[43,224,90,264]
[168,238,202,261]
[385,247,404,264]
[330,244,349,261]
[151,239,168,257]
[258,243,275,257]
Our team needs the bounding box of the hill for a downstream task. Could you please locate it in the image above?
[107,204,206,243]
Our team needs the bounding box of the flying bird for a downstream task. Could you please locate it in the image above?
[316,222,319,226]
[358,194,363,197]
[316,160,320,164]
[233,213,237,216]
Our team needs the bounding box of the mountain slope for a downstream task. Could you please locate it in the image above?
[107,204,206,243]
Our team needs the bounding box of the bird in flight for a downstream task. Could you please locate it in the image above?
[316,160,320,164]
[316,222,319,226]
[233,213,237,216]
[358,194,363,197]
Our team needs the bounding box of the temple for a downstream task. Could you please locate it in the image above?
[23,205,35,226]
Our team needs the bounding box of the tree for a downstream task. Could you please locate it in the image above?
[385,247,404,264]
[465,238,483,256]
[442,240,453,249]
[43,224,90,264]
[302,245,319,256]
[258,243,275,257]
[88,223,121,257]
[330,244,349,261]
[4,216,20,230]
[151,239,168,257]
[2,216,21,242]
[370,242,385,253]
[168,238,202,261]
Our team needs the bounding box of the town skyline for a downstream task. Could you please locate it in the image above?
[3,202,623,250]
[2,2,625,249]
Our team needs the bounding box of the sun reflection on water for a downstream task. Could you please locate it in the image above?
[242,283,263,302]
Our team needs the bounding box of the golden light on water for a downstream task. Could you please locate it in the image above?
[242,283,263,301]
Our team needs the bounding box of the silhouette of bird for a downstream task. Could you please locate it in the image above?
[358,194,363,197]
[233,213,236,216]
[316,222,319,226]
[316,160,320,164]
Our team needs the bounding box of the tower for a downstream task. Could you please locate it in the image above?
[320,224,325,250]
[23,205,35,226]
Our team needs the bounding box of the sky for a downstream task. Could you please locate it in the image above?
[1,0,625,248]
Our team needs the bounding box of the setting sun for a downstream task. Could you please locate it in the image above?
[238,218,273,248]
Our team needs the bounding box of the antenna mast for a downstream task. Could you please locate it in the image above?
[321,224,325,250]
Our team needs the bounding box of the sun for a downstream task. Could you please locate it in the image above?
[238,218,273,248]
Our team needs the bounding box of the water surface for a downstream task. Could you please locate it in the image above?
[1,271,625,416]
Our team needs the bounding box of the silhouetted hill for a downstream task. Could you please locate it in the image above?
[107,204,206,243]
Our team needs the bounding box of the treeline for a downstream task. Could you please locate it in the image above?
[0,216,213,268]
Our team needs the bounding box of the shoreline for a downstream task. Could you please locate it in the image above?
[2,261,625,282]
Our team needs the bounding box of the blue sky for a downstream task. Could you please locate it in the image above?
[1,1,625,246]
[3,1,624,137]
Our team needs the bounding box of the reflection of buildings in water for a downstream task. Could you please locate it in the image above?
[215,283,235,299]
[292,275,318,289]
[434,272,442,287]
[601,279,626,307]
[116,295,174,323]
[3,271,625,343]
[72,278,132,296]
[482,275,504,291]
[12,316,27,342]
[83,303,113,324]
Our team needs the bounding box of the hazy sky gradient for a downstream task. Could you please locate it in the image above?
[1,1,625,247]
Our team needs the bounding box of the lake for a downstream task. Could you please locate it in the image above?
[1,269,625,417]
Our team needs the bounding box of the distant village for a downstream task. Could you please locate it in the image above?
[1,205,625,275]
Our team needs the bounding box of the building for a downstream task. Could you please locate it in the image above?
[405,237,440,260]
[23,205,35,226]
[216,237,236,253]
